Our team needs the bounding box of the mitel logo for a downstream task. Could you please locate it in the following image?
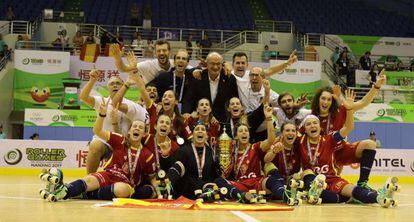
[3,149,23,165]
[374,158,405,167]
[410,161,414,173]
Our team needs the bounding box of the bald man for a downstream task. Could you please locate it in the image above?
[182,52,238,123]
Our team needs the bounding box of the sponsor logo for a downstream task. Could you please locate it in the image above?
[410,161,414,173]
[376,108,406,117]
[29,58,44,65]
[26,148,67,161]
[3,149,23,165]
[374,158,406,168]
[22,58,30,65]
[52,115,60,122]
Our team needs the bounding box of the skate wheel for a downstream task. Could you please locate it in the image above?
[165,179,170,184]
[40,173,50,182]
[259,199,267,204]
[317,198,322,205]
[289,179,297,188]
[157,170,166,178]
[49,168,59,175]
[308,196,316,203]
[196,198,203,203]
[394,185,401,192]
[39,189,48,200]
[250,198,257,204]
[168,195,173,200]
[194,189,202,195]
[156,180,161,185]
[47,194,57,202]
[219,187,228,196]
[258,191,266,195]
[249,189,257,194]
[49,176,59,184]
[322,182,327,190]
[298,181,304,189]
[391,200,398,207]
[287,198,295,206]
[158,195,163,199]
[381,198,391,208]
[297,198,303,205]
[214,193,220,200]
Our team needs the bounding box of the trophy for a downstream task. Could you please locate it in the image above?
[218,126,232,177]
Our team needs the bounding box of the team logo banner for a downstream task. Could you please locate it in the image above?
[24,109,97,127]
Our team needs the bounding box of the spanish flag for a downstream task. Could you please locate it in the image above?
[104,43,124,57]
[80,43,100,62]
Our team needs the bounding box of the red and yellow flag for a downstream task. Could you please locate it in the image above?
[80,43,100,63]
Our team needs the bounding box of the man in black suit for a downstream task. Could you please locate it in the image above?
[182,52,238,123]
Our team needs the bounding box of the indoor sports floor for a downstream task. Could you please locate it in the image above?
[0,174,413,222]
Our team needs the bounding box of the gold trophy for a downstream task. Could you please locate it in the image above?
[218,126,232,177]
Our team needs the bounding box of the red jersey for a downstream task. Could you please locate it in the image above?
[271,148,301,180]
[318,104,347,135]
[142,134,179,170]
[105,132,156,186]
[233,142,265,181]
[147,102,192,141]
[187,116,220,148]
[295,132,344,177]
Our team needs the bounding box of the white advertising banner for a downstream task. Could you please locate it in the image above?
[0,139,104,169]
[269,60,321,83]
[342,149,414,176]
[15,50,70,74]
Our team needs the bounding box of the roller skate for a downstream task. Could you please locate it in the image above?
[236,191,257,204]
[155,170,173,200]
[38,168,67,202]
[306,174,327,205]
[377,177,400,208]
[249,190,267,204]
[195,184,227,203]
[286,178,305,206]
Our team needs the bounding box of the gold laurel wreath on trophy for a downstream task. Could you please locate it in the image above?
[218,126,232,177]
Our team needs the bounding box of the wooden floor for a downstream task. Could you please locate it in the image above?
[0,175,413,222]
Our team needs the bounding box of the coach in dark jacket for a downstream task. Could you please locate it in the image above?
[182,52,238,123]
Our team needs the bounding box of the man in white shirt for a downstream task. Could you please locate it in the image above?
[111,39,174,84]
[79,66,147,174]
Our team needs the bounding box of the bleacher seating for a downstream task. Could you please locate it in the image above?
[84,0,255,31]
[0,0,63,21]
[264,0,413,37]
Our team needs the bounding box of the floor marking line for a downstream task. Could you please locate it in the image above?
[231,211,260,222]
[0,195,41,201]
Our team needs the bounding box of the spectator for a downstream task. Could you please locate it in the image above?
[58,29,70,48]
[263,45,271,62]
[331,46,340,66]
[100,32,111,52]
[186,34,193,59]
[359,51,371,70]
[369,131,381,148]
[200,34,212,59]
[30,133,39,140]
[143,4,152,30]
[397,61,405,71]
[130,2,139,26]
[0,124,6,139]
[84,31,95,44]
[384,55,397,71]
[336,51,351,85]
[131,32,145,51]
[144,39,154,58]
[6,6,16,21]
[194,41,201,59]
[113,32,124,46]
[366,63,380,87]
[72,31,84,48]
[0,34,4,53]
[16,35,24,49]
